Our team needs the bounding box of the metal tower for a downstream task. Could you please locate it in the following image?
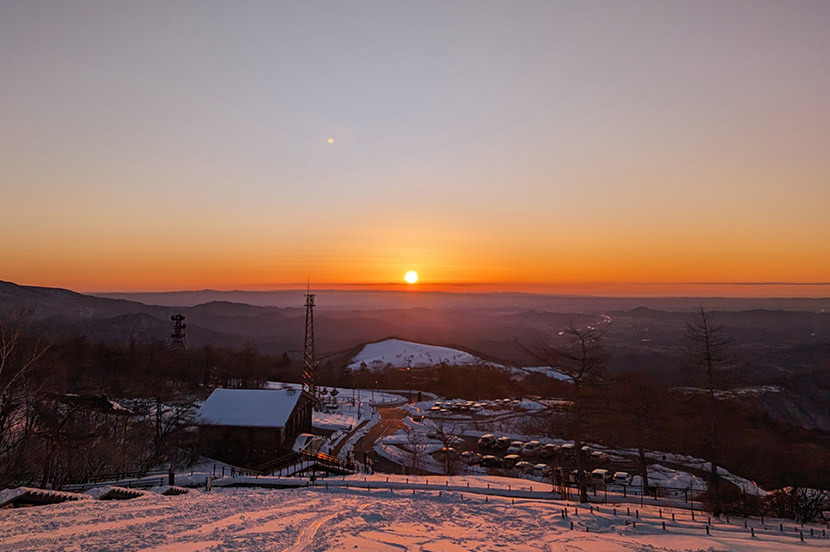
[170,314,187,349]
[302,286,318,400]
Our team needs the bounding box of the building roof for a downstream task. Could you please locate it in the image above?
[196,388,303,428]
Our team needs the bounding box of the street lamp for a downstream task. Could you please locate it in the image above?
[407,365,412,403]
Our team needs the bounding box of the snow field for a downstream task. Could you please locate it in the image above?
[1,481,824,551]
[348,339,486,370]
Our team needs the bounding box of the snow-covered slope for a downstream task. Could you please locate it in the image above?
[348,338,494,370]
[0,482,817,551]
[348,339,575,384]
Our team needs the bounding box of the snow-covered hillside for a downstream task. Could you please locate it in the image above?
[1,481,819,551]
[347,339,575,385]
[348,338,492,370]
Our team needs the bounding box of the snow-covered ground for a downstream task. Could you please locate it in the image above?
[347,339,576,386]
[1,480,822,551]
[348,339,490,370]
[517,365,574,382]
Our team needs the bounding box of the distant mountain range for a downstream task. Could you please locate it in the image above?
[93,287,830,312]
[2,279,830,430]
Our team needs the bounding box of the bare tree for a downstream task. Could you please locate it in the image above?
[403,428,428,475]
[0,307,49,411]
[604,371,667,493]
[538,324,607,503]
[685,306,730,516]
[0,308,50,485]
[427,418,464,475]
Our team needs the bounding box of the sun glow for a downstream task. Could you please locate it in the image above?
[404,270,418,284]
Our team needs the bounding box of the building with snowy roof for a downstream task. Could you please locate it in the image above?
[196,387,313,468]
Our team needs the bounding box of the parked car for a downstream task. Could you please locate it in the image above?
[480,455,503,468]
[613,471,632,485]
[521,441,541,457]
[591,468,612,485]
[590,450,609,463]
[460,450,482,465]
[540,443,560,459]
[507,441,525,454]
[411,415,424,422]
[503,454,521,469]
[440,446,458,458]
[494,436,512,450]
[515,461,534,474]
[533,463,552,477]
[292,433,325,454]
[478,434,496,449]
[560,443,576,458]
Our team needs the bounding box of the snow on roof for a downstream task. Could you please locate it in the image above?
[196,388,302,428]
[348,338,494,370]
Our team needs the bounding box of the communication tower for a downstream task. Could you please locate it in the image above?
[170,314,187,349]
[302,285,318,400]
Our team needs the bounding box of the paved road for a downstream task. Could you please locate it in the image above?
[353,407,408,472]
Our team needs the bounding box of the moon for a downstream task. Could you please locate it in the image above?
[327,137,334,144]
[404,271,418,284]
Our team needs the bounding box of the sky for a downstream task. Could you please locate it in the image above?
[1,1,829,294]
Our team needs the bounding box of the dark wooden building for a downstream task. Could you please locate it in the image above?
[196,387,313,468]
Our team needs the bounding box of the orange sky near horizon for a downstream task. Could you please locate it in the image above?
[1,3,829,296]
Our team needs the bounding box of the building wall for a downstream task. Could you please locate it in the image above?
[199,425,285,468]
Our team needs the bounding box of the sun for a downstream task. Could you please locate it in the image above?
[404,270,418,284]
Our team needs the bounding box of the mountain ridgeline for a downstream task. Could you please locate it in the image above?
[1,280,829,433]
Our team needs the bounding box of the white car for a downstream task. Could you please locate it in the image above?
[507,441,524,454]
[613,471,632,485]
[591,468,612,485]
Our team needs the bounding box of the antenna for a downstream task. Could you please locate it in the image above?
[302,281,318,402]
[170,314,187,349]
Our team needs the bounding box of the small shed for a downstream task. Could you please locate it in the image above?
[196,388,313,468]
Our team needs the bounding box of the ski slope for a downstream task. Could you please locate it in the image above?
[348,339,490,370]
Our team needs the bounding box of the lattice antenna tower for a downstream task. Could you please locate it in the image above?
[170,314,187,349]
[302,282,318,400]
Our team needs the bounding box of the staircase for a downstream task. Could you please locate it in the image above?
[254,450,355,477]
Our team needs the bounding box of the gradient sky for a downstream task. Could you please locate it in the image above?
[1,1,829,294]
